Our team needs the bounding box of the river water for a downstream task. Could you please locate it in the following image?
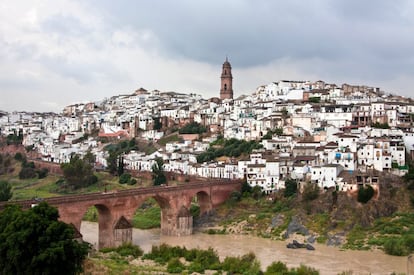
[80,221,409,275]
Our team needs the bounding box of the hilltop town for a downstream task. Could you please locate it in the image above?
[1,59,414,195]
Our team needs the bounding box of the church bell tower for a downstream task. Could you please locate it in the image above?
[220,57,233,100]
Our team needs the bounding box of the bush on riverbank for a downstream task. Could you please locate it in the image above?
[141,243,320,274]
[86,243,324,274]
[100,243,143,257]
[344,212,414,255]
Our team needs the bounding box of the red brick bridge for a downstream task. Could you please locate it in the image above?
[1,179,242,248]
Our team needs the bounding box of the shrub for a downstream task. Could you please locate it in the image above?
[384,238,409,256]
[0,180,12,201]
[284,178,297,197]
[14,152,24,162]
[100,243,143,258]
[228,191,241,203]
[357,184,374,203]
[119,173,131,184]
[19,167,37,179]
[193,248,221,271]
[36,168,49,179]
[265,261,288,274]
[167,257,185,273]
[302,182,319,201]
[293,264,320,274]
[251,185,263,200]
[116,243,143,257]
[222,252,261,274]
[179,122,207,134]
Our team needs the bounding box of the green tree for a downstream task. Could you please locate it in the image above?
[83,150,96,166]
[117,155,124,176]
[0,154,13,175]
[60,154,97,190]
[284,178,298,197]
[14,152,25,162]
[119,173,132,184]
[371,122,390,129]
[0,202,89,274]
[179,122,207,134]
[309,97,321,103]
[106,151,119,175]
[251,185,263,200]
[152,157,167,186]
[0,180,12,201]
[153,117,162,130]
[6,130,23,145]
[265,261,288,274]
[19,166,37,179]
[357,184,374,203]
[302,182,320,201]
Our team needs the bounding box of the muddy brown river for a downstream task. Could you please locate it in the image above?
[80,221,410,274]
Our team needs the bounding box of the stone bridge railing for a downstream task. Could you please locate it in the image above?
[1,179,241,208]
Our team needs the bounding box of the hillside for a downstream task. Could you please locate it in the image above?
[195,173,414,256]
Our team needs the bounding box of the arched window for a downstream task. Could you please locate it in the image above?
[224,84,227,90]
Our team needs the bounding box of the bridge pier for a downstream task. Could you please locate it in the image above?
[161,206,193,236]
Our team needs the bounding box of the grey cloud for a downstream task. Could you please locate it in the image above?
[41,14,91,37]
[86,0,414,62]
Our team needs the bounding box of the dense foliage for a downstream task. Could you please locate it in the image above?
[0,154,13,175]
[221,252,262,274]
[60,154,97,190]
[197,137,263,163]
[6,131,23,145]
[142,244,320,274]
[0,180,12,201]
[346,212,414,256]
[119,173,136,185]
[105,139,137,175]
[178,122,207,135]
[308,97,321,103]
[100,243,143,257]
[302,182,320,201]
[0,202,89,274]
[357,184,374,203]
[262,127,283,139]
[152,157,166,186]
[18,159,49,180]
[371,122,390,129]
[284,178,298,197]
[153,117,162,130]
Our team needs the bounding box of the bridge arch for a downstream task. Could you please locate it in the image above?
[194,190,212,215]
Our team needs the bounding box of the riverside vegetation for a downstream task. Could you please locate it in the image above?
[84,242,320,274]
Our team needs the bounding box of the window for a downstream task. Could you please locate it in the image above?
[224,84,227,91]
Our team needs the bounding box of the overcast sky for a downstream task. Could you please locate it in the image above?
[1,0,413,112]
